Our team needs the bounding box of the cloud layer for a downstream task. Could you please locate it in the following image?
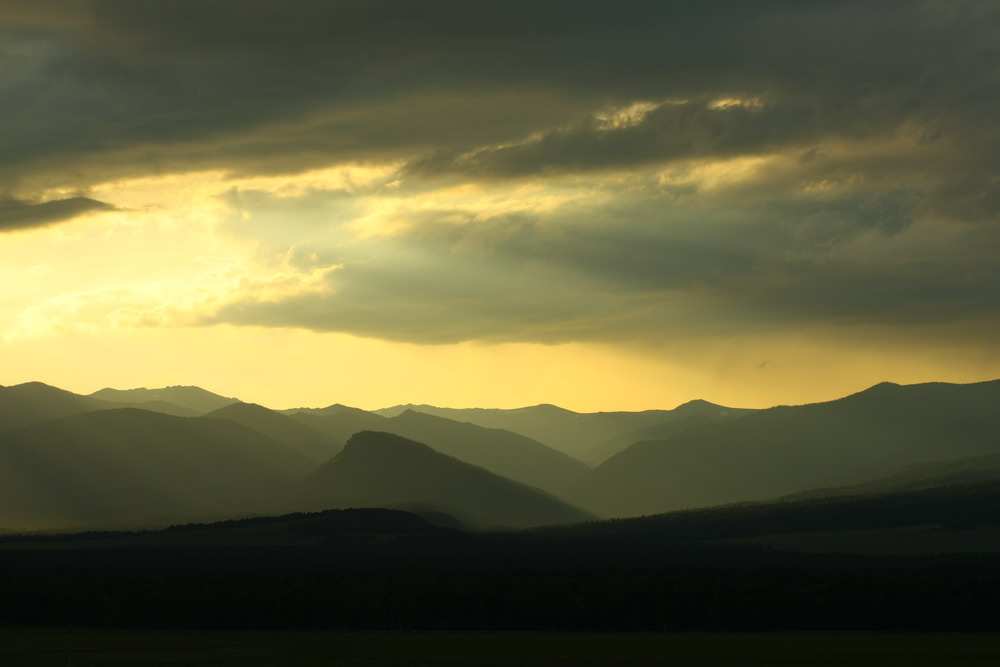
[5,1,999,347]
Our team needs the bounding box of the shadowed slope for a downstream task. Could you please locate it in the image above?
[285,431,592,529]
[571,379,1000,517]
[0,409,314,531]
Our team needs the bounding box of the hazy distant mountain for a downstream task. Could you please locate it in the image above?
[0,408,315,531]
[203,402,343,463]
[0,382,220,434]
[282,431,592,528]
[289,402,384,420]
[586,399,754,464]
[90,386,239,414]
[374,400,752,460]
[380,409,590,495]
[284,404,389,442]
[570,380,1000,517]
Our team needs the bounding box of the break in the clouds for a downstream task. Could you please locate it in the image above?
[209,178,1000,344]
[4,0,1000,347]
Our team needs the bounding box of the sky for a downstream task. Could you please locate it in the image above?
[1,0,999,411]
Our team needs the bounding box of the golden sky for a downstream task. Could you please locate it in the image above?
[1,2,998,411]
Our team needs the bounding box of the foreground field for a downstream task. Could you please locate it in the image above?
[2,629,998,666]
[723,524,1000,555]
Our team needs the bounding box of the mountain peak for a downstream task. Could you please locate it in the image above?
[512,403,575,416]
[10,381,72,394]
[675,398,715,409]
[834,381,903,403]
[342,430,434,458]
[208,401,263,416]
[393,408,442,422]
[868,381,902,391]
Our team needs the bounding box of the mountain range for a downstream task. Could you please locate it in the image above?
[374,399,752,462]
[1,378,999,533]
[569,379,1000,516]
[90,385,239,414]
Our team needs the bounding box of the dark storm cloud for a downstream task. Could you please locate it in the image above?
[209,184,999,344]
[403,94,900,180]
[0,196,113,232]
[1,0,678,188]
[6,1,1000,343]
[4,1,997,194]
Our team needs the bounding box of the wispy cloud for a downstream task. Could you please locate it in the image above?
[0,197,113,232]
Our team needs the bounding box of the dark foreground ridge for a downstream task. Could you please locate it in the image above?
[3,490,1000,632]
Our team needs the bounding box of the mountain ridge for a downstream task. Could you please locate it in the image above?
[373,400,754,460]
[90,385,240,414]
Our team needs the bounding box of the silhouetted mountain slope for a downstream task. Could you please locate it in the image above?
[570,379,1000,517]
[283,431,592,528]
[12,480,1000,553]
[374,401,752,460]
[380,410,589,494]
[0,409,314,531]
[6,499,1000,633]
[0,508,464,549]
[546,479,1000,552]
[0,382,106,432]
[203,402,341,463]
[284,404,388,442]
[90,386,239,414]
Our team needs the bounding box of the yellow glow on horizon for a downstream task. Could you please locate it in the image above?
[1,323,997,413]
[3,165,413,343]
[3,150,997,416]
